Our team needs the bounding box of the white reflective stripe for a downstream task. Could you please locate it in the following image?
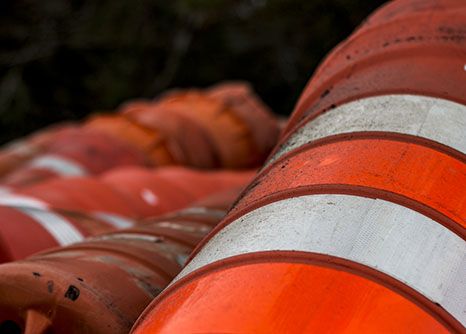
[92,212,134,229]
[0,194,48,210]
[91,233,162,243]
[177,194,466,325]
[157,221,211,234]
[29,154,87,176]
[5,140,34,155]
[0,187,11,195]
[18,207,84,246]
[268,95,466,165]
[178,207,227,218]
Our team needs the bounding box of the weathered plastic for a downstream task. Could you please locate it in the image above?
[0,188,241,334]
[124,83,280,168]
[0,167,253,263]
[2,128,147,188]
[131,1,466,333]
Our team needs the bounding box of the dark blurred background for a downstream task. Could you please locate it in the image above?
[0,0,386,144]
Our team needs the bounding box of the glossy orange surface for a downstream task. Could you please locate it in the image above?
[231,138,466,234]
[133,261,448,334]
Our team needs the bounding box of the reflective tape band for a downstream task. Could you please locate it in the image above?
[231,138,466,233]
[5,140,35,155]
[0,187,11,195]
[268,95,466,165]
[156,221,211,234]
[92,212,134,229]
[178,207,227,219]
[29,154,87,176]
[0,194,48,210]
[92,233,162,243]
[18,207,84,246]
[177,194,466,326]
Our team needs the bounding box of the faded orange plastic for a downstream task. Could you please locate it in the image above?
[2,128,147,188]
[85,114,175,165]
[0,123,77,178]
[18,177,142,217]
[132,1,466,333]
[102,167,254,218]
[154,167,256,201]
[133,261,448,334]
[0,207,117,262]
[0,188,241,333]
[127,93,252,168]
[0,167,252,262]
[122,103,221,168]
[43,128,148,172]
[124,83,279,168]
[207,82,280,163]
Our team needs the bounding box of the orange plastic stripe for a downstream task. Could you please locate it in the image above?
[146,95,253,168]
[285,0,466,134]
[133,260,448,334]
[231,138,466,234]
[0,207,58,261]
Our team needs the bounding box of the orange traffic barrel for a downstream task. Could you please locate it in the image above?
[1,127,147,188]
[120,99,221,168]
[16,167,253,219]
[0,123,78,179]
[0,188,240,334]
[124,82,280,168]
[282,0,466,136]
[131,1,466,333]
[0,167,253,262]
[153,167,257,201]
[16,176,142,218]
[85,112,176,166]
[101,166,254,218]
[207,81,281,162]
[0,205,124,263]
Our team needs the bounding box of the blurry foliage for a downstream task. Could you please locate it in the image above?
[0,0,385,144]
